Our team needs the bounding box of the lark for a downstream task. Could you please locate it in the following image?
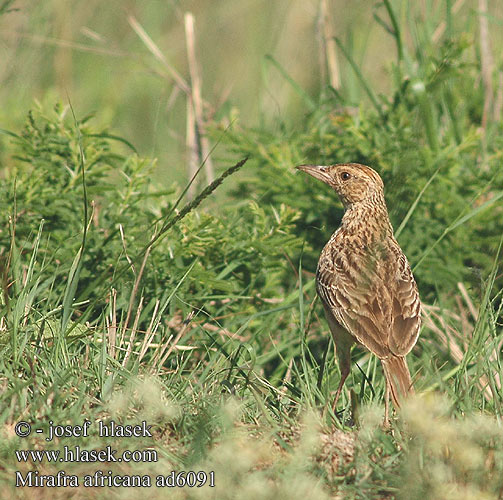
[297,163,421,420]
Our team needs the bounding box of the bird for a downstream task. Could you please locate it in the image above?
[296,163,421,421]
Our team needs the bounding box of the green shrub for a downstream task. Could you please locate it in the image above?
[221,35,503,303]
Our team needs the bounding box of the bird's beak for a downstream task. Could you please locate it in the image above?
[296,164,332,185]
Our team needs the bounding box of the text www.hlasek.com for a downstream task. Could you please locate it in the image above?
[16,446,157,463]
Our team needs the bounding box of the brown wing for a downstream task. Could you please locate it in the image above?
[317,234,421,359]
[388,249,421,356]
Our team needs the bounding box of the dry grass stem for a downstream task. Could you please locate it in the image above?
[185,91,198,200]
[422,304,465,365]
[122,295,144,368]
[454,294,471,338]
[184,12,215,185]
[319,0,340,89]
[3,31,128,57]
[128,15,190,94]
[494,71,503,123]
[280,358,294,396]
[423,297,501,401]
[107,288,117,360]
[120,245,151,345]
[457,282,478,321]
[119,223,135,274]
[138,299,161,363]
[79,26,105,43]
[432,0,465,43]
[201,322,249,342]
[154,312,195,372]
[478,0,494,130]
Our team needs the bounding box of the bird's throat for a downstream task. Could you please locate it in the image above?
[341,198,393,243]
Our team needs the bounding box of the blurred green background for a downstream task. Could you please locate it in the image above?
[5,0,500,183]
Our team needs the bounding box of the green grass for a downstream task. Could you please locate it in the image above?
[1,1,503,499]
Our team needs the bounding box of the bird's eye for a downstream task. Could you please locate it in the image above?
[341,172,351,181]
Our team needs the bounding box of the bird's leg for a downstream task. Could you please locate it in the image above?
[327,319,354,414]
[332,367,350,411]
[332,343,351,413]
[384,382,390,426]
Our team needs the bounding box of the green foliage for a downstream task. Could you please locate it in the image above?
[1,2,503,499]
[222,34,503,302]
[0,104,303,330]
[0,103,309,408]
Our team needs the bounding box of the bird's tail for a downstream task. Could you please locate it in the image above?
[381,356,414,408]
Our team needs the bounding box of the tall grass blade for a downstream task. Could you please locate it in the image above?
[264,54,316,112]
[60,102,89,343]
[383,0,403,62]
[413,191,503,271]
[395,167,440,237]
[335,37,385,119]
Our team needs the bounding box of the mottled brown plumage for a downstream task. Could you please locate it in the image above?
[296,163,421,420]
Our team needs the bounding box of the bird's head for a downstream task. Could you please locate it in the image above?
[296,163,384,207]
